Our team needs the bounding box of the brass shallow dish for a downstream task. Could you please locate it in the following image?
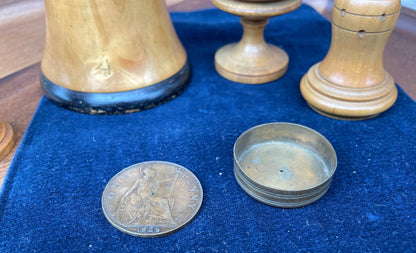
[233,123,337,208]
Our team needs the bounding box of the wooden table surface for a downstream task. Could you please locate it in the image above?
[0,0,415,187]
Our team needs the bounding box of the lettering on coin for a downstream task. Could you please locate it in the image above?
[102,161,203,237]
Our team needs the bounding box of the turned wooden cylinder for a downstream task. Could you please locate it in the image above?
[300,0,400,120]
[41,0,189,114]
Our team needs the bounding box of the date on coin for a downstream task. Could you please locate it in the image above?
[102,161,203,237]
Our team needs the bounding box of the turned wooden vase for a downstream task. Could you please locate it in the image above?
[41,0,190,114]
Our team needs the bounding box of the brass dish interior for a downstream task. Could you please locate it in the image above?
[234,123,337,192]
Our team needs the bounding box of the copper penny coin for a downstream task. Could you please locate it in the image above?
[102,161,203,237]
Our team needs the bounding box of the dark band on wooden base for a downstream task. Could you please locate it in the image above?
[41,62,190,115]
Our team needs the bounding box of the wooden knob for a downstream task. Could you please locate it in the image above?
[300,0,400,120]
[0,120,15,161]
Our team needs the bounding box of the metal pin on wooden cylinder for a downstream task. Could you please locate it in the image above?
[300,0,401,120]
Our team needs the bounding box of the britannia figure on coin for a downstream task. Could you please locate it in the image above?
[116,166,181,227]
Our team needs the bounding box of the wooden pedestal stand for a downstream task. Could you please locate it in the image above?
[212,0,301,84]
[300,0,401,120]
[0,121,14,161]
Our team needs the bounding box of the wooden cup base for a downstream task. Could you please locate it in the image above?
[215,42,288,84]
[300,63,398,120]
[0,121,15,161]
[211,0,301,84]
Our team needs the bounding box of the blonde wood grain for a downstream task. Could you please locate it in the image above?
[41,0,187,93]
[0,121,15,161]
[335,0,401,16]
[300,0,400,120]
[0,0,211,81]
[212,0,301,84]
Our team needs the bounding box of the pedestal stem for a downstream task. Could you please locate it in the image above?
[214,17,288,84]
[211,0,302,84]
[239,19,268,52]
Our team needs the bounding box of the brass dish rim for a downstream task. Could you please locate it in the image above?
[233,122,338,194]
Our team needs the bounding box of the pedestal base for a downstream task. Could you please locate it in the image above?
[212,0,301,84]
[300,63,398,120]
[215,42,288,84]
[41,62,190,115]
[0,121,15,161]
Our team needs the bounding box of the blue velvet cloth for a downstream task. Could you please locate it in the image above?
[1,5,416,252]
